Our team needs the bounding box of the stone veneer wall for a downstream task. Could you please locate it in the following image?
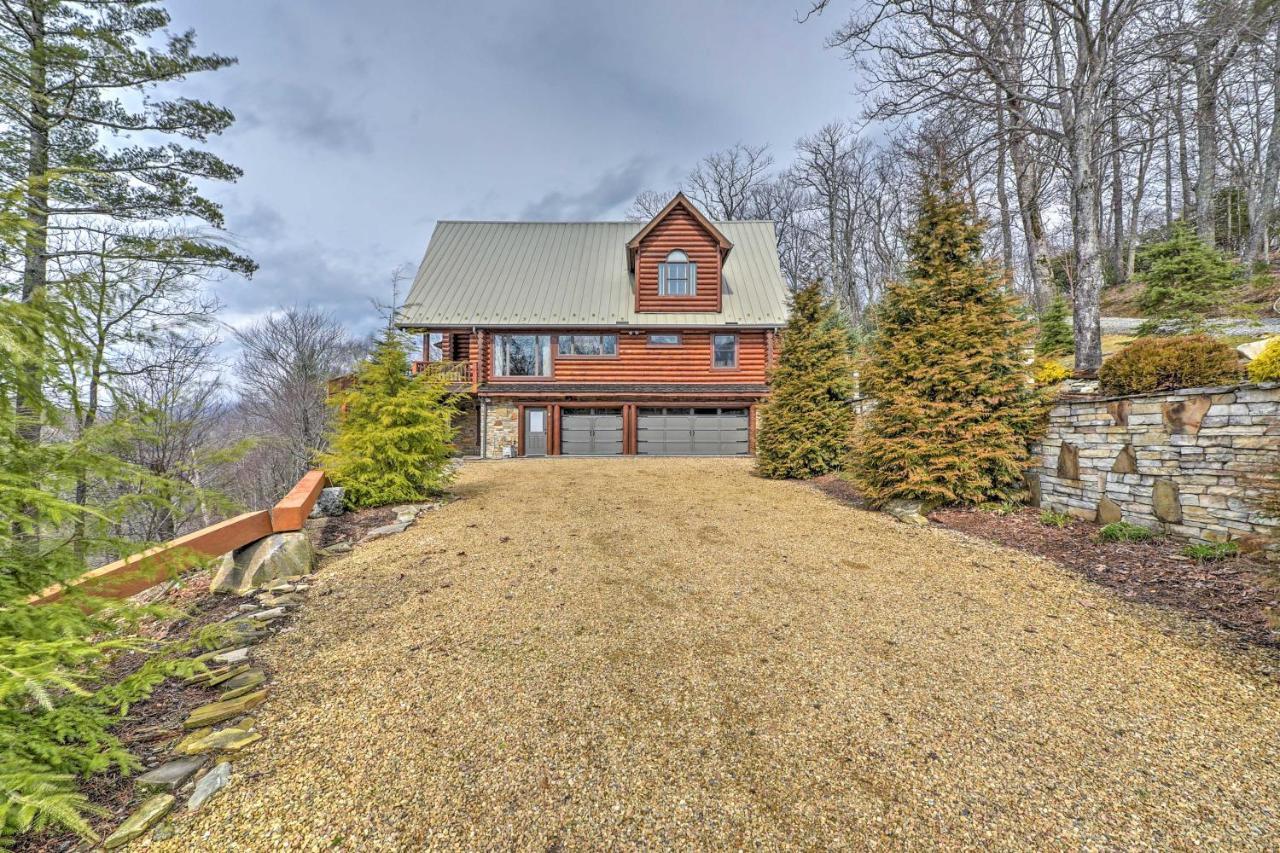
[482,399,519,459]
[453,399,481,457]
[1028,382,1279,555]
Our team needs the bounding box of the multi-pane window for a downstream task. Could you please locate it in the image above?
[492,334,552,377]
[557,334,618,357]
[712,334,737,369]
[658,249,696,296]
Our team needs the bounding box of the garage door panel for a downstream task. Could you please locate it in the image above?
[561,412,623,456]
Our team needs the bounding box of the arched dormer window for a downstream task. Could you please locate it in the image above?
[658,249,696,296]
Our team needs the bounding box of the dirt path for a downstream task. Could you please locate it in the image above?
[160,458,1280,850]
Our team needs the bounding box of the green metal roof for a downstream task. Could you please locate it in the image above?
[397,220,788,329]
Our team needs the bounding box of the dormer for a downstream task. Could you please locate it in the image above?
[627,193,732,313]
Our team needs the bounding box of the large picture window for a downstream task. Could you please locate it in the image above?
[658,249,697,296]
[557,334,617,357]
[492,334,552,377]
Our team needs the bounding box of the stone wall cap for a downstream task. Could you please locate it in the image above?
[1052,381,1279,406]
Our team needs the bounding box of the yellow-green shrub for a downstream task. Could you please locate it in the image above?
[1098,334,1241,395]
[1246,337,1280,382]
[1032,358,1071,385]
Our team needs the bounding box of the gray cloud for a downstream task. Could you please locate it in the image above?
[232,81,372,154]
[519,157,656,221]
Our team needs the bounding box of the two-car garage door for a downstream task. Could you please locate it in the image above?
[637,407,749,456]
[558,407,750,456]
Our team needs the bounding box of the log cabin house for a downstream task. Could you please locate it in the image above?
[397,193,788,458]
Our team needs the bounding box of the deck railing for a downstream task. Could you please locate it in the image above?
[412,359,474,385]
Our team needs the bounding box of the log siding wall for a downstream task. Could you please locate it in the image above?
[635,206,722,313]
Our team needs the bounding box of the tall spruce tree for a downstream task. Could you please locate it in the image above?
[321,329,460,509]
[852,177,1044,507]
[755,280,856,479]
[1135,222,1237,333]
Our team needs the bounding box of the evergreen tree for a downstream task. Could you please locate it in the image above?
[852,177,1044,507]
[1135,222,1238,332]
[755,280,856,479]
[1034,296,1073,356]
[321,329,460,509]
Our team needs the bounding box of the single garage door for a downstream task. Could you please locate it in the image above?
[560,409,623,456]
[637,407,749,456]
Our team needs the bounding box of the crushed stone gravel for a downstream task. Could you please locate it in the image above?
[157,458,1280,850]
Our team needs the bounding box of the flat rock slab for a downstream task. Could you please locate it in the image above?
[102,793,174,849]
[188,762,233,812]
[241,606,286,622]
[183,689,268,729]
[136,757,205,792]
[220,668,266,693]
[361,522,409,542]
[176,726,262,756]
[212,647,251,666]
[259,592,303,608]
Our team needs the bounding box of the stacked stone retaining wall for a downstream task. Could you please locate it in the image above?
[1028,382,1279,555]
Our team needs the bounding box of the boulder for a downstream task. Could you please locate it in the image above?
[211,532,313,595]
[1152,479,1183,523]
[1056,442,1080,480]
[135,757,205,793]
[309,486,345,518]
[102,794,174,849]
[188,762,232,812]
[884,499,931,526]
[1097,496,1123,525]
[1238,337,1276,361]
[1106,400,1131,427]
[183,689,268,729]
[1163,396,1212,435]
[1111,444,1138,474]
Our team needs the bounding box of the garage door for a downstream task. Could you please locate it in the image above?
[637,407,749,456]
[560,409,623,456]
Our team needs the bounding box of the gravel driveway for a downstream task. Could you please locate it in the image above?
[163,458,1280,850]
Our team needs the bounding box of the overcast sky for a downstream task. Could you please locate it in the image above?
[168,0,859,343]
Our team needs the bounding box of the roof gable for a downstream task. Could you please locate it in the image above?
[626,193,733,271]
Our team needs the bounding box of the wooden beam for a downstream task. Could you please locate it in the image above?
[270,469,328,532]
[27,510,274,606]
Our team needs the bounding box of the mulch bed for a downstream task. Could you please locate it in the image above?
[312,505,398,549]
[812,476,1280,652]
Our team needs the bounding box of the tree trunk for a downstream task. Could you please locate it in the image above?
[1247,23,1280,266]
[1068,109,1104,376]
[1007,103,1052,310]
[1177,84,1194,217]
[1110,111,1125,279]
[1195,60,1219,245]
[996,99,1015,277]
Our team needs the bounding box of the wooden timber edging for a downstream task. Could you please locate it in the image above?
[28,470,328,606]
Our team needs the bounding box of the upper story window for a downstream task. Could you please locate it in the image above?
[712,333,738,369]
[658,250,696,296]
[557,334,617,357]
[648,333,681,346]
[492,334,551,377]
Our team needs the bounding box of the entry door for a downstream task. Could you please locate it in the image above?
[523,407,547,457]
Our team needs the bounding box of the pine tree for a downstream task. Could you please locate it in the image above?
[321,329,460,509]
[755,280,856,479]
[851,176,1045,507]
[1035,296,1073,356]
[1135,222,1238,332]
